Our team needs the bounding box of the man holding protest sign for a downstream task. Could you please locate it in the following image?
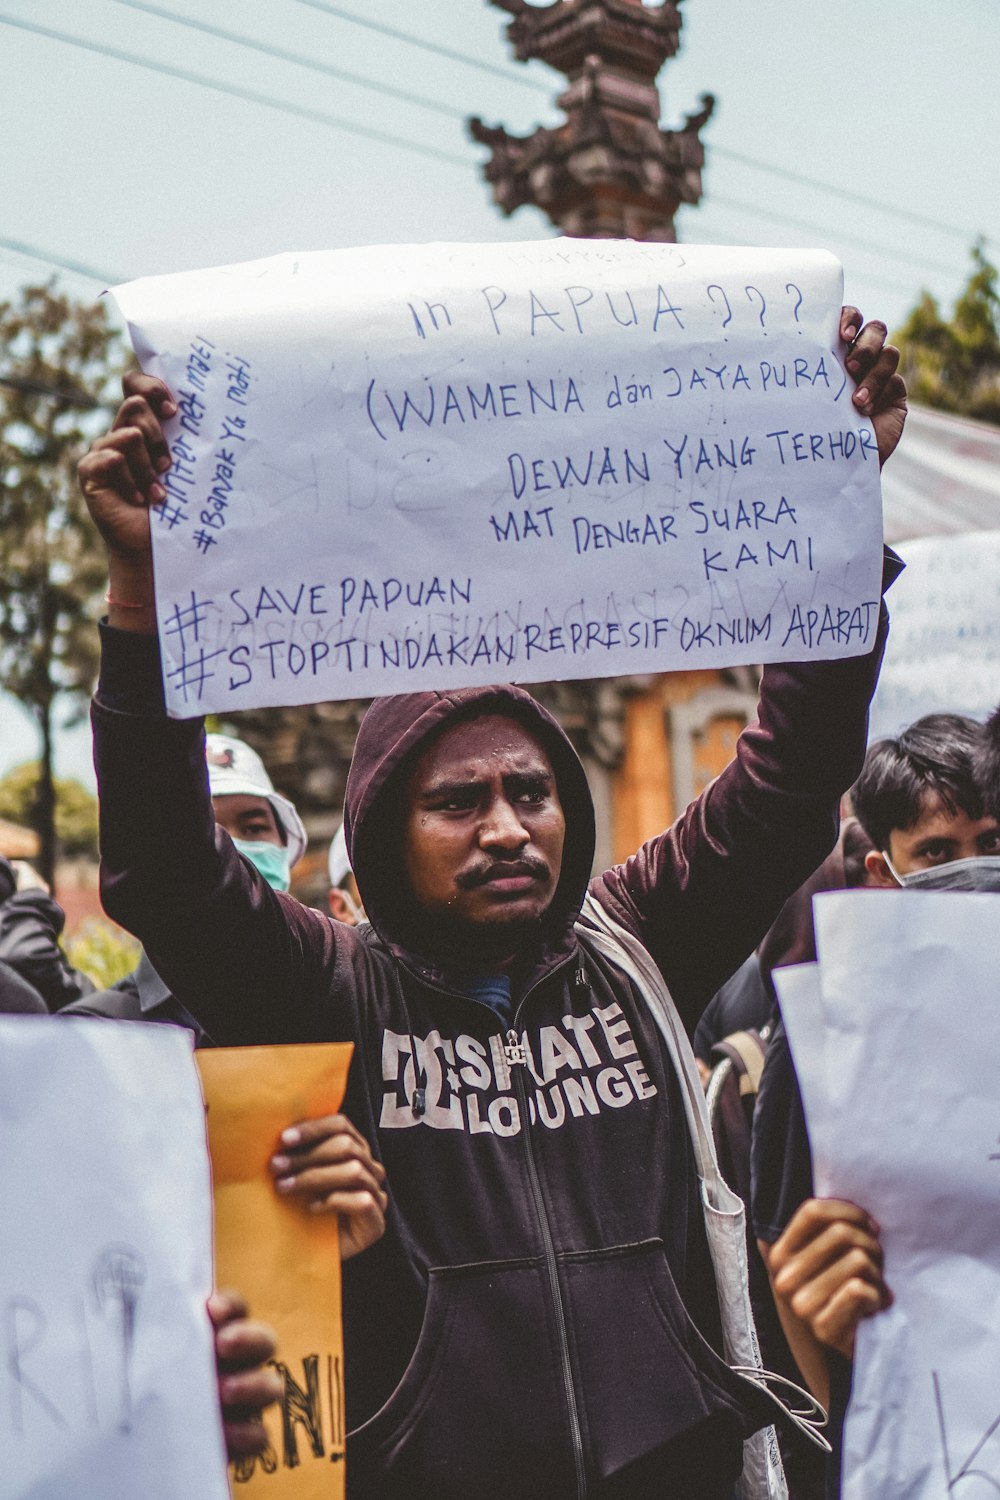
[80,300,904,1498]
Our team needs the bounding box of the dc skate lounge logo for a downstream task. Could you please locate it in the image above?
[380,1002,657,1135]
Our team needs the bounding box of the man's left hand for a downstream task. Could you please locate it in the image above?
[840,306,907,468]
[768,1197,892,1361]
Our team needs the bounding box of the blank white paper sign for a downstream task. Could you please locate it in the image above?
[796,892,1000,1500]
[0,1017,228,1500]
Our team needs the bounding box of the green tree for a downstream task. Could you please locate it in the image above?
[0,282,126,888]
[0,760,99,860]
[65,917,140,989]
[894,245,1000,424]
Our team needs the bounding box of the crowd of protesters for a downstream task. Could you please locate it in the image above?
[2,303,997,1499]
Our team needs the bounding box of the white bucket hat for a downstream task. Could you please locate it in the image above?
[205,733,307,868]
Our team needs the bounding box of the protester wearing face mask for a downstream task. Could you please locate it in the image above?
[854,713,1000,893]
[63,733,306,1041]
[975,704,1000,820]
[204,734,307,895]
[759,712,999,1498]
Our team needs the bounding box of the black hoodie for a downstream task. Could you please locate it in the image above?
[93,615,890,1500]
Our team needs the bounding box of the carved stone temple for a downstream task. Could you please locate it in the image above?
[469,0,714,242]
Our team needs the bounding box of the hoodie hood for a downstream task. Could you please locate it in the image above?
[343,685,596,965]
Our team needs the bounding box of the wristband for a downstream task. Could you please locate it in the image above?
[104,591,155,611]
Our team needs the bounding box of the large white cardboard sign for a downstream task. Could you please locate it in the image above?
[0,1017,228,1500]
[110,240,884,718]
[869,529,1000,741]
[775,893,1000,1500]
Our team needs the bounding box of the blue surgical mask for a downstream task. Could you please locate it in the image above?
[882,852,1000,893]
[233,838,291,893]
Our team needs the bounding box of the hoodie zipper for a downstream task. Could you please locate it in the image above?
[399,958,588,1496]
[508,1005,588,1500]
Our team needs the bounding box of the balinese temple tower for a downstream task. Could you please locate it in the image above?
[469,0,713,241]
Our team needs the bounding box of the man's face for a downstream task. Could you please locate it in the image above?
[866,792,1000,886]
[212,793,283,846]
[403,714,566,947]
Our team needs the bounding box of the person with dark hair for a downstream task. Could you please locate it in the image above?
[78,305,906,1500]
[975,704,1000,821]
[760,714,1000,1497]
[0,956,49,1014]
[0,855,95,1010]
[748,820,875,1499]
[852,713,1000,889]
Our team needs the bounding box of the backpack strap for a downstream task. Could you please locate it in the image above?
[577,894,804,1500]
[712,1029,768,1097]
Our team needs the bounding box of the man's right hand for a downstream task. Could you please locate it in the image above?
[270,1114,388,1261]
[78,372,177,629]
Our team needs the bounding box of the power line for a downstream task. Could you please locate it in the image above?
[84,4,986,286]
[687,218,926,305]
[0,12,472,170]
[291,0,992,251]
[292,0,549,90]
[0,235,118,285]
[4,8,990,287]
[706,195,968,282]
[689,205,947,305]
[110,0,466,123]
[0,372,100,409]
[711,145,990,250]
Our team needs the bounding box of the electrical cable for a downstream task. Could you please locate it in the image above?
[0,235,118,285]
[291,0,549,89]
[110,0,467,122]
[684,217,923,304]
[706,195,967,281]
[712,145,990,248]
[0,12,472,170]
[2,8,991,286]
[73,4,987,284]
[293,0,993,250]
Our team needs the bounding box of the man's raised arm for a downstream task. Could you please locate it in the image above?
[594,309,907,1026]
[80,375,337,1046]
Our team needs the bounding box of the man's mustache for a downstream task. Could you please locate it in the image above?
[456,856,550,891]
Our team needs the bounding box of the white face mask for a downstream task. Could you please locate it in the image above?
[882,852,1000,893]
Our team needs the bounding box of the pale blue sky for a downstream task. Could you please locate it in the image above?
[2,0,998,785]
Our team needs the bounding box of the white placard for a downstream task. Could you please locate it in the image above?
[110,240,884,718]
[776,891,1000,1500]
[0,1018,228,1500]
[869,530,1000,740]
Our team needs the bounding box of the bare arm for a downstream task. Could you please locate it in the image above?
[80,374,343,1045]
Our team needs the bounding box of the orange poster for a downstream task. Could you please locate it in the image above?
[197,1043,354,1499]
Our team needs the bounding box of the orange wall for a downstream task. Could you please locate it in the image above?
[612,670,746,863]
